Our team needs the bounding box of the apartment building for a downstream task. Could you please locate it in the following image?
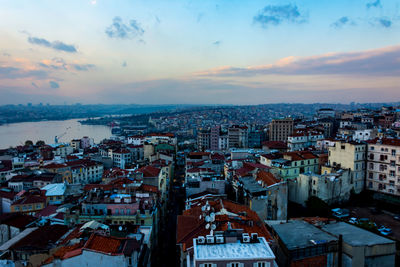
[367,138,400,196]
[328,140,366,193]
[268,118,294,142]
[228,125,248,148]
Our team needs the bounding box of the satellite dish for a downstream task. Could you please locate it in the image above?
[210,213,215,221]
[118,226,123,231]
[207,206,210,211]
[199,215,202,220]
[205,216,211,222]
[205,223,210,229]
[211,224,216,230]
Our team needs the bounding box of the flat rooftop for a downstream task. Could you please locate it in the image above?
[321,222,395,247]
[272,220,337,250]
[194,237,275,261]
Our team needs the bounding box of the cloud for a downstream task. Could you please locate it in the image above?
[253,4,307,28]
[0,66,48,79]
[38,58,95,71]
[28,36,77,53]
[49,81,60,89]
[331,16,356,28]
[378,18,392,28]
[72,64,95,71]
[213,41,221,46]
[2,52,11,57]
[122,61,127,67]
[366,0,381,9]
[195,45,400,77]
[105,17,144,39]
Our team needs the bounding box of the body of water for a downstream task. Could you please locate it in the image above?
[0,119,111,149]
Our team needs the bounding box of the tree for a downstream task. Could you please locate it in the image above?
[24,140,33,146]
[305,196,330,217]
[36,140,45,146]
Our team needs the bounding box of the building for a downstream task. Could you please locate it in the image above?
[260,151,319,180]
[287,128,324,151]
[262,141,287,153]
[316,108,336,119]
[41,183,66,205]
[268,118,294,142]
[177,199,273,267]
[328,140,366,193]
[42,233,144,267]
[321,222,396,267]
[185,173,226,198]
[218,135,229,151]
[189,231,275,267]
[197,130,210,151]
[367,138,400,197]
[67,160,104,184]
[235,170,287,221]
[210,126,220,150]
[0,225,69,265]
[228,125,248,148]
[271,220,338,267]
[289,168,353,206]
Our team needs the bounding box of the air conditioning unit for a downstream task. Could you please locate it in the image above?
[251,233,258,240]
[197,236,205,244]
[206,235,215,244]
[242,233,250,243]
[215,235,224,244]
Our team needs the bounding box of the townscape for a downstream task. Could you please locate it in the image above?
[0,104,399,266]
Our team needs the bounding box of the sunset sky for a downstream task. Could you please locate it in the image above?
[0,0,400,105]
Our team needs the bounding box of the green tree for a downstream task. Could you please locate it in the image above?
[305,196,330,217]
[24,140,33,146]
[36,140,46,146]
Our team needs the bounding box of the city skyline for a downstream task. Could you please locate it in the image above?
[1,0,400,104]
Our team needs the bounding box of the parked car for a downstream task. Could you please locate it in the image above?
[348,217,358,224]
[332,208,350,218]
[378,227,393,236]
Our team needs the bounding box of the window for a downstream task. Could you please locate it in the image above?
[371,146,375,150]
[392,150,396,156]
[254,263,270,267]
[369,163,374,170]
[227,263,243,267]
[369,172,373,179]
[368,182,373,188]
[200,264,216,267]
[390,171,396,177]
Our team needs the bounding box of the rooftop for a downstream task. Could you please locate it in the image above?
[272,220,337,250]
[321,222,395,247]
[194,237,274,261]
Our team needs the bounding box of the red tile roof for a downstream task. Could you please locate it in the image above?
[0,213,36,229]
[10,225,69,251]
[367,138,400,147]
[177,199,272,251]
[136,165,160,177]
[262,141,287,149]
[256,170,280,187]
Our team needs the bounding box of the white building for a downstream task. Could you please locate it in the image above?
[189,234,275,267]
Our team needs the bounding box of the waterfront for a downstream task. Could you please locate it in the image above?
[0,118,111,149]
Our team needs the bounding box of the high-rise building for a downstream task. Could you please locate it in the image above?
[228,125,248,148]
[268,118,294,142]
[367,138,400,197]
[210,126,220,150]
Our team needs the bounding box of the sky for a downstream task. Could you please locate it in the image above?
[0,0,400,105]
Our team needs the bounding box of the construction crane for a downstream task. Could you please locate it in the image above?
[54,127,70,143]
